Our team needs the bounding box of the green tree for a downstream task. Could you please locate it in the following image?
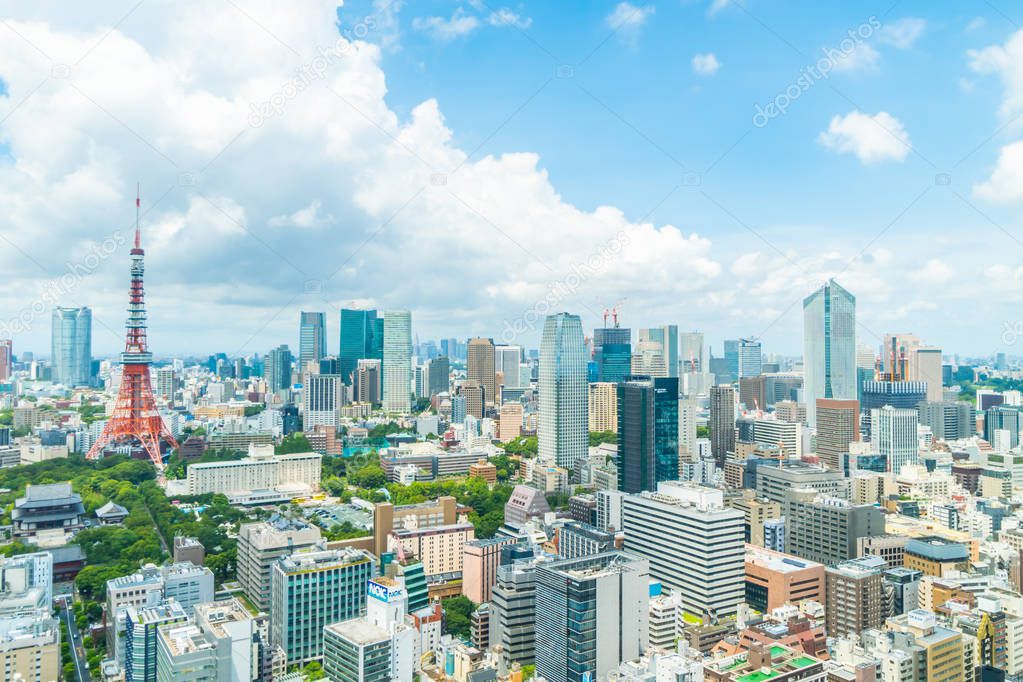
[442,595,476,639]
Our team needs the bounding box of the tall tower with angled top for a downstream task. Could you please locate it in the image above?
[87,188,178,468]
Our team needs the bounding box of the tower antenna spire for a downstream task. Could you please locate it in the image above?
[135,183,141,249]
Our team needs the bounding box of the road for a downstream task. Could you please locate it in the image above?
[58,597,91,682]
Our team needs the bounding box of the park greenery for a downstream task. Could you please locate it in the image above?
[441,594,476,640]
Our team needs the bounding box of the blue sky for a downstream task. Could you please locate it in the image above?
[1,1,1022,359]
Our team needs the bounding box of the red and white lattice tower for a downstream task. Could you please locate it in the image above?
[87,188,178,468]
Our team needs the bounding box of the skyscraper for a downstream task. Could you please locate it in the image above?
[467,337,497,407]
[593,326,631,383]
[709,384,736,466]
[534,552,649,682]
[539,313,588,470]
[803,279,856,427]
[263,344,293,393]
[679,332,705,373]
[723,339,739,382]
[298,311,326,367]
[815,399,860,471]
[382,310,412,413]
[51,306,92,386]
[737,337,762,378]
[338,308,379,385]
[617,376,679,493]
[872,405,919,474]
[0,339,11,382]
[495,344,522,390]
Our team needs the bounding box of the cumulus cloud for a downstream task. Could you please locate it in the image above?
[817,110,911,164]
[877,18,926,49]
[832,42,880,73]
[412,8,480,40]
[691,53,720,76]
[969,28,1023,122]
[0,1,720,353]
[974,141,1023,203]
[605,3,655,44]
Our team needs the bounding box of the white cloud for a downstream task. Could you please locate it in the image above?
[966,17,986,33]
[877,17,926,49]
[908,258,953,284]
[487,8,531,28]
[817,110,911,164]
[831,42,880,73]
[605,2,655,44]
[691,52,720,76]
[969,28,1023,122]
[268,200,333,229]
[974,140,1023,203]
[412,7,480,40]
[0,0,721,353]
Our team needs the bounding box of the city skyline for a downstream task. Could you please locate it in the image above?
[2,2,1023,356]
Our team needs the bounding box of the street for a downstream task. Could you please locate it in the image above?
[58,597,91,682]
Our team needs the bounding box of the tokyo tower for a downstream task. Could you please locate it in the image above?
[87,188,178,468]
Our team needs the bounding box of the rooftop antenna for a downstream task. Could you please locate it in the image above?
[135,183,142,249]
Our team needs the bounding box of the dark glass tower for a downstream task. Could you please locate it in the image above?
[617,376,679,493]
[593,326,631,383]
[338,308,379,385]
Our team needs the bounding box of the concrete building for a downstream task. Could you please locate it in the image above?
[125,600,189,682]
[815,398,860,471]
[784,490,885,566]
[387,522,475,580]
[504,485,550,530]
[490,553,545,668]
[709,385,736,466]
[498,402,523,442]
[236,516,322,611]
[744,545,825,613]
[462,536,517,603]
[704,642,825,682]
[535,552,649,682]
[903,537,970,577]
[623,482,745,619]
[0,614,60,682]
[755,462,849,504]
[588,382,617,433]
[825,556,887,638]
[467,337,497,409]
[270,547,375,665]
[872,406,919,474]
[558,521,614,559]
[185,444,321,500]
[372,497,459,556]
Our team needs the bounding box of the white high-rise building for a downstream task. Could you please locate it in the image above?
[678,399,697,462]
[382,310,412,414]
[538,313,587,470]
[495,345,523,390]
[302,373,343,428]
[738,338,762,378]
[872,406,919,475]
[803,279,856,427]
[622,482,745,619]
[679,331,705,373]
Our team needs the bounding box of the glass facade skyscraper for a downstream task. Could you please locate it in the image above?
[298,311,326,367]
[803,279,856,427]
[616,376,679,493]
[593,326,631,383]
[539,313,587,469]
[339,308,382,385]
[382,310,412,413]
[51,306,92,386]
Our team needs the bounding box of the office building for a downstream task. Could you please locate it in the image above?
[803,279,856,427]
[387,522,475,579]
[887,610,965,682]
[125,600,188,682]
[490,554,543,668]
[679,332,705,373]
[51,306,92,386]
[784,490,885,566]
[264,344,293,393]
[860,380,927,437]
[825,556,887,638]
[558,521,614,559]
[902,537,970,577]
[185,445,321,500]
[738,338,762,378]
[588,382,617,433]
[462,537,517,603]
[538,313,588,469]
[382,310,412,413]
[270,547,375,665]
[236,516,322,611]
[872,406,919,474]
[755,462,848,504]
[710,385,736,466]
[354,359,381,405]
[458,381,485,420]
[499,402,523,442]
[918,401,975,441]
[0,339,11,382]
[298,311,326,367]
[0,614,60,682]
[623,483,745,619]
[617,376,678,493]
[815,399,860,471]
[423,355,450,397]
[593,326,631,383]
[535,552,649,682]
[302,372,343,428]
[467,337,496,408]
[495,344,522,391]
[744,546,824,613]
[339,308,381,384]
[322,577,416,682]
